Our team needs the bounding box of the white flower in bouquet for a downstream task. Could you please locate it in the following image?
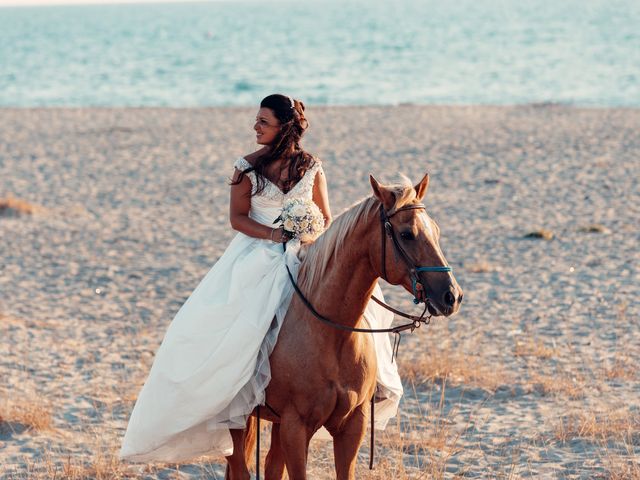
[292,204,308,217]
[274,198,325,242]
[284,218,296,231]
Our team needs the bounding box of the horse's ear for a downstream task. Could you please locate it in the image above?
[415,173,429,201]
[370,175,396,210]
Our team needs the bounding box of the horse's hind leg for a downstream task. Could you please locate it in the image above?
[265,423,286,480]
[225,428,249,480]
[224,416,257,480]
[332,405,368,480]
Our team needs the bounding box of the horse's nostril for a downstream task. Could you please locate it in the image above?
[444,291,456,307]
[458,292,463,304]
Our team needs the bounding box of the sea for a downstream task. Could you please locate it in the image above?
[0,0,638,107]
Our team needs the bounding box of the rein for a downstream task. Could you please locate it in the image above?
[285,263,429,336]
[284,203,453,339]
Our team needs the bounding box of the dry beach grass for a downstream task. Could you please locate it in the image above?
[0,197,39,217]
[1,106,639,478]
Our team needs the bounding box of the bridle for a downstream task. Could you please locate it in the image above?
[379,203,453,305]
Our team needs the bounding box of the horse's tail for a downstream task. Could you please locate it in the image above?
[244,414,258,470]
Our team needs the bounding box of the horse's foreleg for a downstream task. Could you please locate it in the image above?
[279,411,312,480]
[332,404,369,480]
[265,422,286,480]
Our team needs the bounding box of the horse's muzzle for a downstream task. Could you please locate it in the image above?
[428,284,463,317]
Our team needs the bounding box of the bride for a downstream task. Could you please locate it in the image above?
[119,94,403,463]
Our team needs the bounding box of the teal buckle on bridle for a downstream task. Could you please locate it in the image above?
[380,205,453,304]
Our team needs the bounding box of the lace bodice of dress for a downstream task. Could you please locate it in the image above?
[233,157,323,227]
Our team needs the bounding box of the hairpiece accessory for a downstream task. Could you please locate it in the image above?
[287,96,295,109]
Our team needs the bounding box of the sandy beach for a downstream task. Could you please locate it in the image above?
[1,105,639,479]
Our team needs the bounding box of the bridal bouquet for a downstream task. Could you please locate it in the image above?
[274,198,325,242]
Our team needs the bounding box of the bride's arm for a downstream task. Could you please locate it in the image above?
[229,169,287,242]
[312,167,332,228]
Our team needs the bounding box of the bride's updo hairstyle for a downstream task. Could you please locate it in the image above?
[234,93,316,196]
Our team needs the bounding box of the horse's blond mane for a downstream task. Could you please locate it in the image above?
[298,178,417,292]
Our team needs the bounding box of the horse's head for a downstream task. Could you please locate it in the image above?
[369,173,463,317]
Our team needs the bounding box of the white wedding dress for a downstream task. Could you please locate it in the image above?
[119,158,403,463]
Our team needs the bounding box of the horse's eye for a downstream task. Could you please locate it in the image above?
[400,231,415,241]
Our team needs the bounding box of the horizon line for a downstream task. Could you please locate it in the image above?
[0,0,295,7]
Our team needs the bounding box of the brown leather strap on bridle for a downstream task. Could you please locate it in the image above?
[370,294,428,322]
[378,203,427,283]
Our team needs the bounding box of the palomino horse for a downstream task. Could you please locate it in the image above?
[225,173,463,480]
